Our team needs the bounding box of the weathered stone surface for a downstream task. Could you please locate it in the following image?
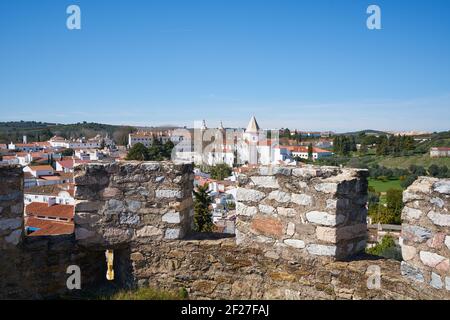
[119,213,140,225]
[446,277,450,291]
[401,244,417,261]
[258,204,276,215]
[314,183,337,194]
[236,203,258,216]
[401,261,424,283]
[291,193,313,206]
[250,176,280,188]
[402,207,422,220]
[101,187,121,199]
[131,252,144,261]
[267,190,291,203]
[5,229,21,245]
[306,244,337,256]
[306,211,344,226]
[419,251,448,268]
[236,188,265,202]
[430,272,443,289]
[0,218,22,231]
[292,167,317,178]
[277,207,296,217]
[284,239,305,249]
[427,211,450,227]
[165,228,181,239]
[75,227,96,240]
[433,180,450,194]
[402,225,432,243]
[430,197,445,208]
[286,222,295,236]
[137,226,163,238]
[103,228,133,243]
[445,236,450,250]
[251,217,283,237]
[316,224,366,243]
[426,233,446,249]
[162,211,181,224]
[156,189,183,199]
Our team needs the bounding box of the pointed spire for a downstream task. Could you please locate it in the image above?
[219,121,225,130]
[245,116,260,133]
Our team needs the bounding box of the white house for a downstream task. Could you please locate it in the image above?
[23,165,54,178]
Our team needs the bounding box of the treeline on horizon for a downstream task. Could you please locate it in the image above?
[0,121,136,146]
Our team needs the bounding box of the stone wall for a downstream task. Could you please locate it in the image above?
[2,163,450,299]
[129,238,447,300]
[400,177,450,292]
[235,166,368,260]
[73,161,194,248]
[0,165,24,250]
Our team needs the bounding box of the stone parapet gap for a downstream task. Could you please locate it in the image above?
[235,165,369,261]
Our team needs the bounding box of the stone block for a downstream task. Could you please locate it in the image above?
[306,211,345,226]
[251,217,283,238]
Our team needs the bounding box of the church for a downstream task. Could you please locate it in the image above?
[177,116,286,167]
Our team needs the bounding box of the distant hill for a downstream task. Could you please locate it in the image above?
[339,129,389,136]
[0,121,136,146]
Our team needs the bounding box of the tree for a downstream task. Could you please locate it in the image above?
[401,174,417,189]
[162,140,174,159]
[100,139,106,149]
[61,148,74,157]
[366,235,401,260]
[193,184,214,232]
[386,189,403,223]
[126,143,149,161]
[307,143,313,161]
[210,163,232,180]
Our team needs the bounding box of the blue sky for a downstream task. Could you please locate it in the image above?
[0,0,449,132]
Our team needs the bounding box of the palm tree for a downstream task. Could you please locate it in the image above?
[193,184,214,232]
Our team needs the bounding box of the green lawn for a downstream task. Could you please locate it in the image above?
[369,154,450,169]
[368,178,403,193]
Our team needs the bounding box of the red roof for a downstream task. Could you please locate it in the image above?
[28,165,54,171]
[56,159,74,169]
[25,203,74,220]
[25,217,74,236]
[432,147,450,151]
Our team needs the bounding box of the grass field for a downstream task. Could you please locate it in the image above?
[368,154,450,169]
[368,178,403,193]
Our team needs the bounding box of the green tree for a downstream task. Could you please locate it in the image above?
[162,140,174,159]
[308,143,313,161]
[193,184,214,232]
[61,148,74,157]
[126,143,149,161]
[148,139,163,161]
[386,189,403,224]
[210,163,232,180]
[366,235,401,260]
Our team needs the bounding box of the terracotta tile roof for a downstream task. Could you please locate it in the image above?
[431,147,450,151]
[25,184,74,196]
[28,165,54,171]
[25,203,74,219]
[25,217,74,236]
[56,159,74,169]
[24,172,35,179]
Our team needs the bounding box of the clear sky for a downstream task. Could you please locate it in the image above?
[0,0,449,132]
